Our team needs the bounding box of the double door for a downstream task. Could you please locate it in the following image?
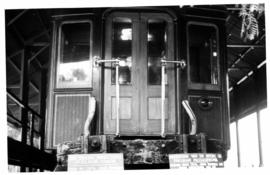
[103,12,176,135]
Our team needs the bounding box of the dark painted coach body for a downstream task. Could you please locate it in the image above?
[46,6,230,166]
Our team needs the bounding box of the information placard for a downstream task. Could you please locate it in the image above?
[169,153,224,168]
[68,153,124,171]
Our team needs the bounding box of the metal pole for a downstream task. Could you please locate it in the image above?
[161,61,166,137]
[115,60,120,136]
[236,120,241,167]
[176,65,181,135]
[257,109,264,167]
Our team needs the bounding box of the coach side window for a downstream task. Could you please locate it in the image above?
[56,22,92,88]
[187,22,220,87]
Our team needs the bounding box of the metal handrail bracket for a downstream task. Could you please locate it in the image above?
[182,100,197,135]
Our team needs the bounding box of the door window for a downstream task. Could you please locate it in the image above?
[147,19,167,85]
[111,17,132,85]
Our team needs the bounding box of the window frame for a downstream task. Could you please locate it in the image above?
[187,21,220,91]
[55,20,93,89]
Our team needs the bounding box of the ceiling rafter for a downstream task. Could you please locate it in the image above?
[35,10,50,39]
[7,9,28,26]
[28,44,50,64]
[29,42,50,47]
[229,59,266,90]
[228,33,265,70]
[228,66,251,71]
[7,49,24,59]
[227,44,264,48]
[7,54,40,93]
[11,25,25,45]
[25,30,50,45]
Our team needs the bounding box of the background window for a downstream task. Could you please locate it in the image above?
[260,108,270,167]
[57,22,91,88]
[224,122,238,167]
[238,113,260,167]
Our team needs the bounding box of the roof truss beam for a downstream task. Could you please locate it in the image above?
[7,10,28,26]
[227,44,264,48]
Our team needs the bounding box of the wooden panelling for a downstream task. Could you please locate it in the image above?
[188,95,223,140]
[111,97,132,119]
[53,94,90,146]
[148,97,168,119]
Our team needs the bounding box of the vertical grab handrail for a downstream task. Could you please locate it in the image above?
[182,100,197,135]
[115,59,120,136]
[94,56,120,136]
[161,58,166,137]
[160,57,186,137]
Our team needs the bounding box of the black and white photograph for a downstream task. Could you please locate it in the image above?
[0,0,269,173]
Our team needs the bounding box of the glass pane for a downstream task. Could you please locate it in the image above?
[7,95,21,121]
[148,19,167,85]
[188,24,218,84]
[238,113,260,167]
[111,18,132,85]
[34,116,42,133]
[33,134,41,149]
[6,54,22,99]
[260,108,270,167]
[7,123,22,141]
[224,122,238,167]
[57,22,91,88]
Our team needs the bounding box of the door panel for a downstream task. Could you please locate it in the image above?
[140,13,175,135]
[148,97,168,119]
[111,97,132,119]
[104,12,175,135]
[188,95,223,140]
[104,13,140,135]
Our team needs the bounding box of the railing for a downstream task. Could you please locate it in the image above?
[7,90,44,148]
[6,90,56,172]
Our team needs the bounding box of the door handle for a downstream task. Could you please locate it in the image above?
[94,56,120,66]
[161,57,186,69]
[198,97,213,110]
